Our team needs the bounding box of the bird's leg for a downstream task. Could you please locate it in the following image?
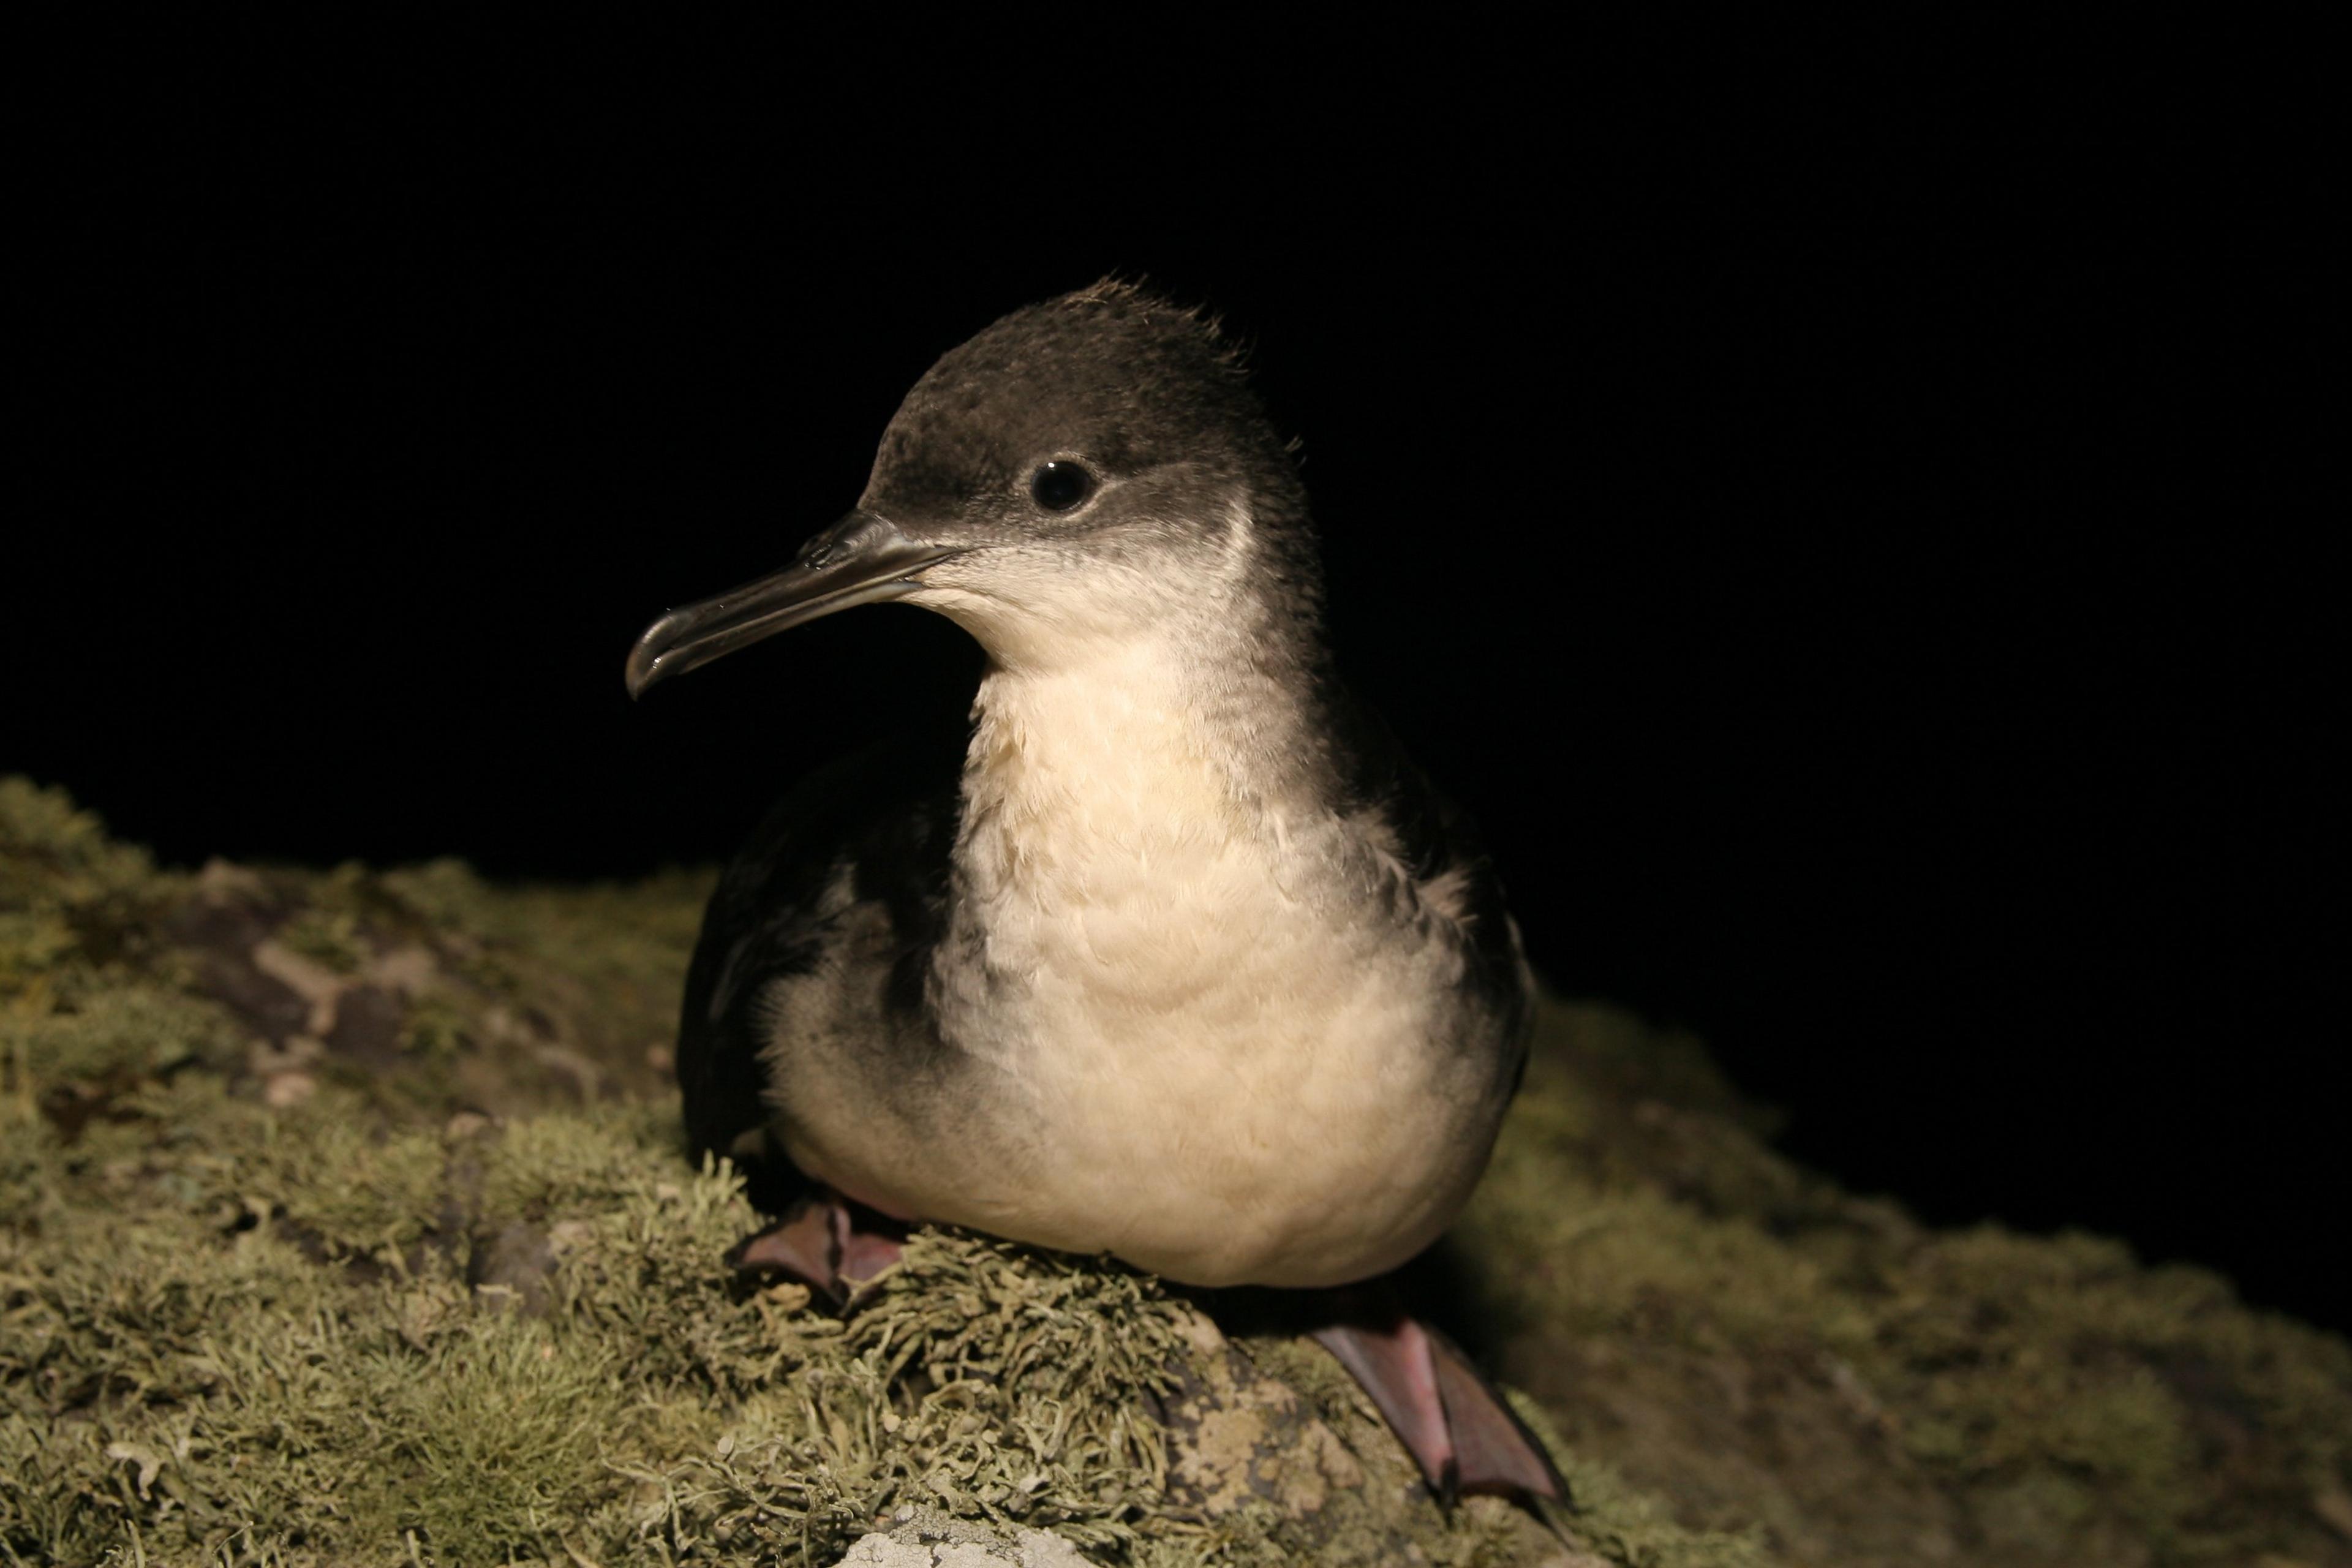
[730,1196,839,1286]
[728,1187,905,1301]
[1313,1311,1456,1492]
[837,1202,907,1286]
[1310,1283,1566,1504]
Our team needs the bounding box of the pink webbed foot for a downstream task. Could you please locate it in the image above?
[1311,1287,1566,1505]
[728,1188,907,1302]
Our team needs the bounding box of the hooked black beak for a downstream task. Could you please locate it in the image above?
[625,512,960,698]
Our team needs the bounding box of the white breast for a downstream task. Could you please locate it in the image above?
[858,652,1501,1287]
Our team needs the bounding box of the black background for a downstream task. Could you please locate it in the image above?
[17,29,2334,1329]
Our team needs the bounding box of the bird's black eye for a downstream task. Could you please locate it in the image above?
[1030,461,1094,513]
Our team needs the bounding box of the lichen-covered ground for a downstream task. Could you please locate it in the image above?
[4,775,2347,1567]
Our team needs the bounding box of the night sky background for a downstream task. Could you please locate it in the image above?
[18,31,2333,1330]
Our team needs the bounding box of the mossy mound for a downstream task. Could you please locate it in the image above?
[4,777,2347,1567]
[1465,1007,2352,1566]
[3,1074,1219,1561]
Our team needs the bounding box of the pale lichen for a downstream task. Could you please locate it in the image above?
[4,780,2347,1567]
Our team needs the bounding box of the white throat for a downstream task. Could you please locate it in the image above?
[899,633,1484,1286]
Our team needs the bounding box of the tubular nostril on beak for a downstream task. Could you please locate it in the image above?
[796,511,889,572]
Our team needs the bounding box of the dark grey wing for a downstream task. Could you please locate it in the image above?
[1323,680,1534,1059]
[676,718,968,1177]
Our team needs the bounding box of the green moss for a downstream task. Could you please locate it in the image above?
[5,778,2348,1567]
[1480,1394,1766,1568]
[274,905,369,976]
[0,777,164,920]
[4,1084,1363,1563]
[374,1311,627,1554]
[1463,1003,2352,1566]
[374,858,715,1085]
[1862,1226,2352,1556]
[4,982,238,1089]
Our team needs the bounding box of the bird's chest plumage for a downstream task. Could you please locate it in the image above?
[943,670,1418,1049]
[878,667,1503,1287]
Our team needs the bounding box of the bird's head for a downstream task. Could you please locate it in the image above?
[626,281,1318,696]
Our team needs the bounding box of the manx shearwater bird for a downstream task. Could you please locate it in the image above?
[627,280,1561,1501]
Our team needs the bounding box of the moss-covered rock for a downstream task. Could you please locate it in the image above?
[2,778,2346,1566]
